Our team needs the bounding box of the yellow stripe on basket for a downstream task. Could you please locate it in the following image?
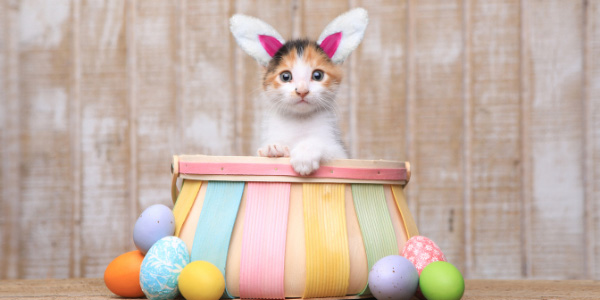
[303,183,350,298]
[391,185,419,238]
[173,180,202,237]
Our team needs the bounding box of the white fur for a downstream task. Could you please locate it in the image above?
[259,110,348,175]
[317,8,368,64]
[229,14,286,66]
[258,57,347,175]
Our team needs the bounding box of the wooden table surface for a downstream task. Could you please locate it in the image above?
[1,278,600,299]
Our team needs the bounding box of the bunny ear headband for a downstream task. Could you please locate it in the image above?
[230,8,369,66]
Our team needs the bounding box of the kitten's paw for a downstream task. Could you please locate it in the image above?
[290,150,321,176]
[257,144,290,157]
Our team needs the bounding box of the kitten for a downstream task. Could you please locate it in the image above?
[230,8,368,175]
[257,39,348,175]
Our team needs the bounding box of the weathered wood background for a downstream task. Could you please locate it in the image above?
[1,0,599,280]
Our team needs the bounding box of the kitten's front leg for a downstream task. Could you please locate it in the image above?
[290,138,348,175]
[290,140,323,176]
[257,143,290,157]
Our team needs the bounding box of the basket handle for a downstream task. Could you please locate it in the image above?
[171,155,180,204]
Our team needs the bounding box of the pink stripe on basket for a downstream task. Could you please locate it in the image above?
[179,162,406,181]
[239,182,291,299]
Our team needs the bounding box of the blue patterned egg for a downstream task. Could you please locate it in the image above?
[140,236,190,300]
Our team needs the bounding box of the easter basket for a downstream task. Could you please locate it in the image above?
[170,155,419,299]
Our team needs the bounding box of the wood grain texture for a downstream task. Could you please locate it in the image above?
[69,0,82,278]
[79,0,133,277]
[179,0,235,155]
[0,0,6,277]
[3,278,600,300]
[132,0,178,209]
[463,279,600,300]
[405,0,419,242]
[586,0,600,280]
[0,0,21,280]
[352,0,407,161]
[467,0,522,279]
[521,0,586,279]
[411,0,466,271]
[17,0,75,278]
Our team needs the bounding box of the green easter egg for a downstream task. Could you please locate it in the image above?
[419,261,465,300]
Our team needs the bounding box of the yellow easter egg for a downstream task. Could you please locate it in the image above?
[178,261,225,300]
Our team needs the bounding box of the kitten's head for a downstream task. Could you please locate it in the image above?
[261,39,342,116]
[230,8,368,117]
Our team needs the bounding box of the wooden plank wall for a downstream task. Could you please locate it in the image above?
[1,0,599,280]
[588,0,600,280]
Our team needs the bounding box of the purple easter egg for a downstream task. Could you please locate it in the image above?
[133,204,175,254]
[368,255,419,300]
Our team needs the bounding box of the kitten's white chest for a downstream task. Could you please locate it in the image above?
[263,112,334,147]
[258,110,348,175]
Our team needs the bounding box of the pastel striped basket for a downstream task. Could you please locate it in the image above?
[170,155,418,299]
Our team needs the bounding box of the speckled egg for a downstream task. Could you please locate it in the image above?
[133,204,176,254]
[402,235,446,274]
[140,236,190,300]
[368,255,419,300]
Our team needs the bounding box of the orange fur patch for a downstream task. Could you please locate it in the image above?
[303,44,343,88]
[263,49,296,90]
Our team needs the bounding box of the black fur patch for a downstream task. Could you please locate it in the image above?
[264,39,327,75]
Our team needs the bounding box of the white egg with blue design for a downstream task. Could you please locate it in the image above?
[140,236,190,300]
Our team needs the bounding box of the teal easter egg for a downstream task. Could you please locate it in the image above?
[140,236,190,300]
[419,261,465,300]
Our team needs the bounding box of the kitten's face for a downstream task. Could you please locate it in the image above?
[262,40,342,117]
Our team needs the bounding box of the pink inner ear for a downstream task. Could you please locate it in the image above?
[258,35,283,57]
[319,32,342,59]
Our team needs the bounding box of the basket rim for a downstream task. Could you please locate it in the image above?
[173,155,411,185]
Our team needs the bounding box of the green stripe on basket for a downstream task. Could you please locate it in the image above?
[351,184,400,295]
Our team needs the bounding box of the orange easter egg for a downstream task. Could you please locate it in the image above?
[104,250,145,298]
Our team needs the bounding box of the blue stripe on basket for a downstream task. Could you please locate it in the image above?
[191,181,244,298]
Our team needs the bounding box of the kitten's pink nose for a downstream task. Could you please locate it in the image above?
[295,88,309,98]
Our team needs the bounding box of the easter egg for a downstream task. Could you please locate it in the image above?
[178,261,225,300]
[140,236,190,300]
[368,255,419,300]
[402,235,446,274]
[133,204,175,254]
[104,250,145,298]
[419,261,465,300]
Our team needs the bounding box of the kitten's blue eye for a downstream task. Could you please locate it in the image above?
[312,70,324,81]
[280,71,292,82]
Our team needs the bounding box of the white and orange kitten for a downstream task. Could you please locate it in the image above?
[230,8,368,175]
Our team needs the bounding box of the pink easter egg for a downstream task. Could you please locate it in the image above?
[401,236,446,274]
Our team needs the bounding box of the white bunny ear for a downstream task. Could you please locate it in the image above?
[317,8,368,64]
[230,14,286,66]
